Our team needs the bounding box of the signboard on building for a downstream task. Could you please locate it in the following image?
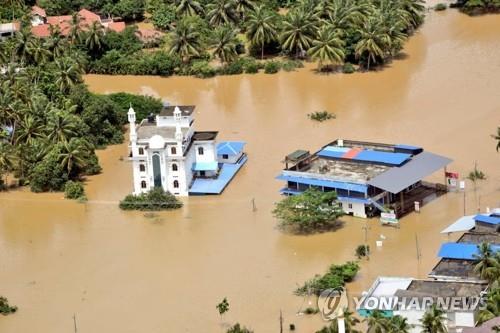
[380,212,399,225]
[446,172,459,187]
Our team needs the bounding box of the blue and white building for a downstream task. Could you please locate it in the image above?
[128,104,246,196]
[277,139,452,218]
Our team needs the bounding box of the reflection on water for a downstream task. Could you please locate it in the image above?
[0,11,499,333]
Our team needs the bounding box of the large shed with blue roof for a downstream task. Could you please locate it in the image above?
[277,139,452,218]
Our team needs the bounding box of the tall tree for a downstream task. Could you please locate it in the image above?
[354,16,390,70]
[85,21,104,54]
[206,0,238,26]
[59,137,91,176]
[175,0,203,17]
[168,19,202,62]
[234,0,255,21]
[364,310,389,333]
[420,304,448,333]
[47,110,79,143]
[210,25,239,63]
[245,5,278,60]
[308,25,345,70]
[473,242,499,282]
[280,9,317,58]
[387,315,412,333]
[54,58,83,93]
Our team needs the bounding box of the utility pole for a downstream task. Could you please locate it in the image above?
[73,314,77,333]
[363,220,370,260]
[279,309,283,333]
[252,198,257,212]
[415,234,421,262]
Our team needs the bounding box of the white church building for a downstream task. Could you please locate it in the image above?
[128,104,246,196]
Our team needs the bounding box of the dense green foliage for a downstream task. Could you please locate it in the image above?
[226,323,253,333]
[0,26,157,193]
[315,308,361,333]
[5,0,425,77]
[64,180,86,199]
[458,0,500,14]
[295,261,359,296]
[107,93,163,122]
[273,188,344,233]
[119,188,183,211]
[308,111,336,122]
[0,296,17,315]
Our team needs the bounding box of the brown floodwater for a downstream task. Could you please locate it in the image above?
[1,10,499,333]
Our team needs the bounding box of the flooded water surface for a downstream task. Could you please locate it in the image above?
[1,11,499,333]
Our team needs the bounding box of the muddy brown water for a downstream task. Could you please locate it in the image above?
[1,11,499,333]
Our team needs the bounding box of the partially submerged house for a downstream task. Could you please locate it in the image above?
[360,278,488,333]
[128,104,246,196]
[277,139,452,218]
[431,213,500,281]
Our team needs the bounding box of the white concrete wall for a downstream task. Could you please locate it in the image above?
[218,151,243,164]
[339,200,367,218]
[156,115,192,128]
[194,141,216,163]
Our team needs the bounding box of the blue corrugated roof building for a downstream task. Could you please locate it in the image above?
[437,242,500,260]
[474,214,500,225]
[217,141,246,156]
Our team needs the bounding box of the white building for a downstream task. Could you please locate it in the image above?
[129,104,219,196]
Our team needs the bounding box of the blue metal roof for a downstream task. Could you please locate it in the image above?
[474,214,500,225]
[395,144,422,151]
[189,156,247,194]
[437,242,500,260]
[192,161,219,171]
[355,150,411,165]
[217,141,246,156]
[317,147,411,166]
[276,174,368,193]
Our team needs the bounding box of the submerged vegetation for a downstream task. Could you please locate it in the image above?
[0,296,17,315]
[308,110,336,122]
[295,261,359,296]
[119,188,183,211]
[273,188,344,233]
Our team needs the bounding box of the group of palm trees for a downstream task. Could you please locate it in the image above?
[316,306,448,333]
[166,0,425,70]
[0,17,114,189]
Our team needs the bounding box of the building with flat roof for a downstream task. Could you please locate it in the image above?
[277,139,452,218]
[128,104,246,196]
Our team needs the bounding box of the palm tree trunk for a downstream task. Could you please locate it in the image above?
[261,44,264,60]
[367,55,371,71]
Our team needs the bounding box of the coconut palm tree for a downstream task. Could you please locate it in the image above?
[323,0,367,33]
[0,142,16,185]
[15,115,45,145]
[245,5,278,60]
[59,137,91,176]
[478,288,500,325]
[473,242,499,282]
[206,0,238,26]
[364,310,389,333]
[354,16,390,70]
[420,304,448,333]
[399,0,425,29]
[47,110,79,144]
[308,25,345,70]
[85,21,104,53]
[492,127,500,152]
[68,12,82,45]
[210,25,239,63]
[13,28,35,64]
[343,308,361,333]
[54,58,83,93]
[234,0,255,21]
[168,19,203,62]
[466,161,487,212]
[175,0,203,17]
[27,39,50,65]
[46,25,67,59]
[388,315,412,333]
[280,9,318,58]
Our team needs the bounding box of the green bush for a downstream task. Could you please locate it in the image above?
[282,59,303,72]
[219,60,244,75]
[342,62,356,74]
[29,149,68,193]
[119,188,183,211]
[264,60,281,74]
[108,92,163,123]
[244,62,259,74]
[295,261,360,296]
[304,307,319,314]
[226,323,253,333]
[308,111,336,122]
[435,3,447,10]
[0,296,17,315]
[64,181,86,200]
[355,244,370,259]
[190,60,217,78]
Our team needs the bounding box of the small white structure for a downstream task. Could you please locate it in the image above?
[31,6,47,26]
[0,23,19,40]
[129,104,218,196]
